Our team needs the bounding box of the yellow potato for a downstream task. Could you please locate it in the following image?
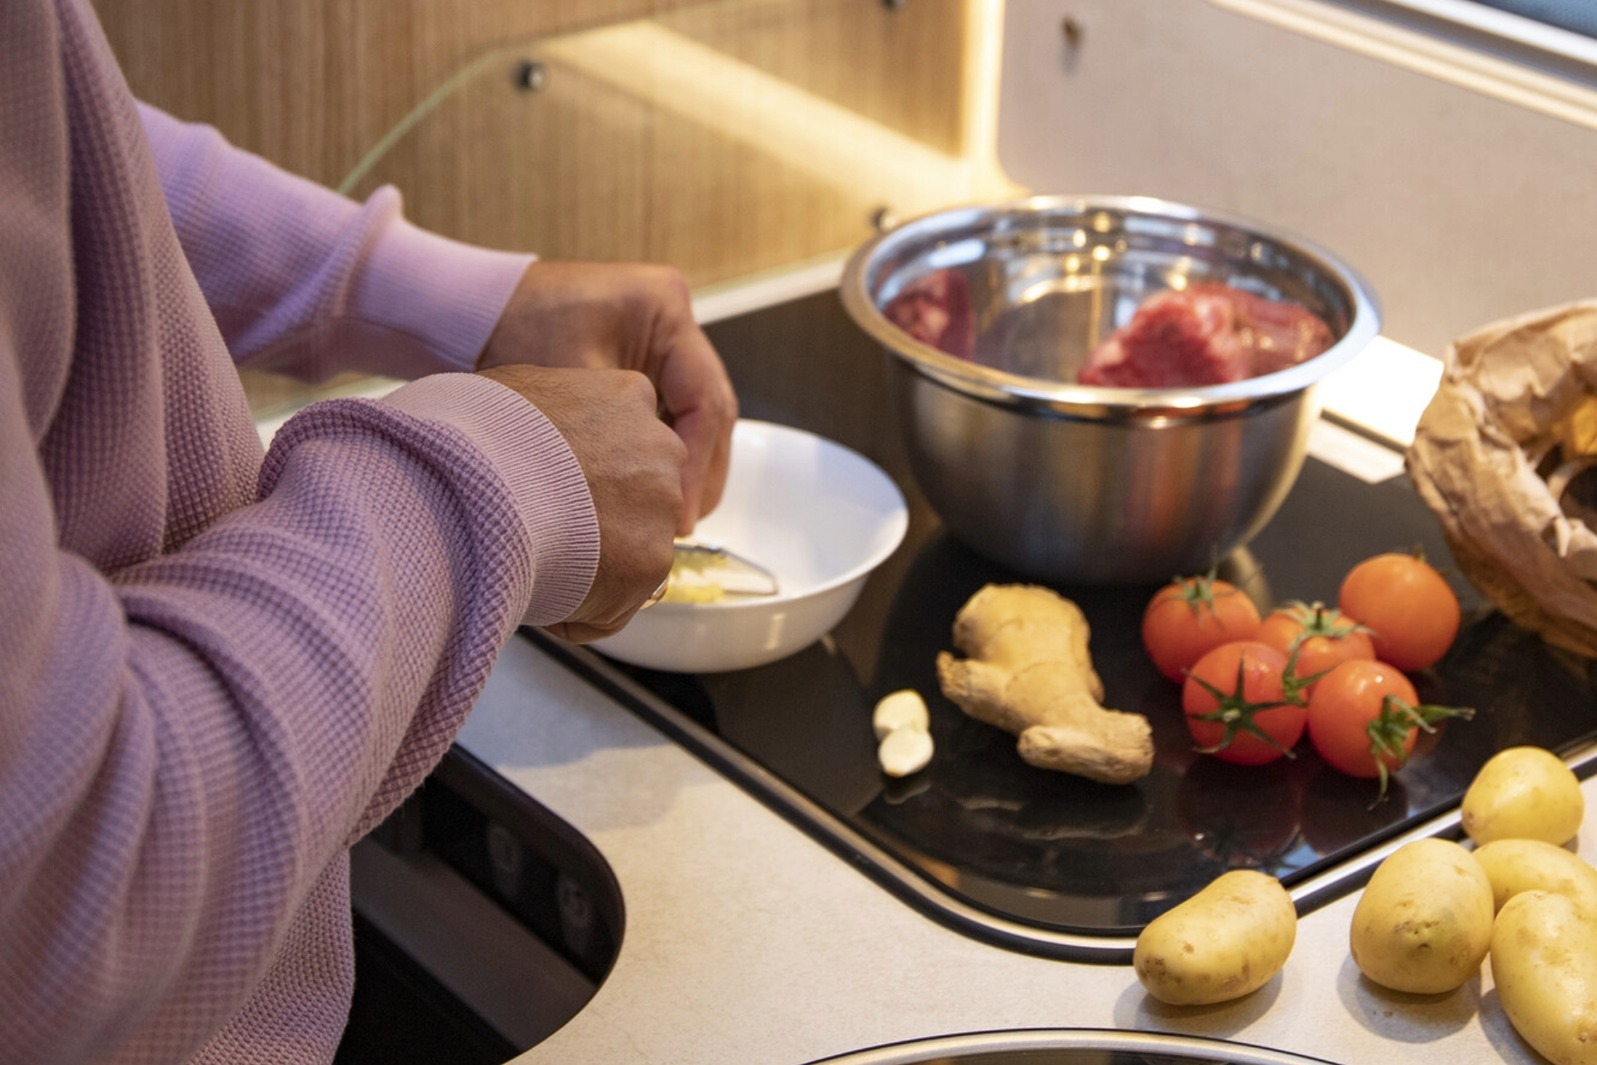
[1491,890,1597,1065]
[1462,746,1584,846]
[1349,838,1493,994]
[1133,869,1296,1005]
[1474,838,1597,914]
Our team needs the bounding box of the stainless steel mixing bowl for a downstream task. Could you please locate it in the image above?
[839,194,1381,585]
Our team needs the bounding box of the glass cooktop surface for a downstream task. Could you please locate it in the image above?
[526,291,1597,961]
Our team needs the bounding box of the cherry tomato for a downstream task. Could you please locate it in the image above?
[1305,660,1421,779]
[1338,552,1461,672]
[1256,600,1376,686]
[1182,641,1308,765]
[1306,658,1473,795]
[1142,574,1262,682]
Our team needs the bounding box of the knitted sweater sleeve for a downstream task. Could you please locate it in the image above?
[0,3,600,1061]
[139,103,536,382]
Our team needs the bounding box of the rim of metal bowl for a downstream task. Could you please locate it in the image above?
[839,193,1382,418]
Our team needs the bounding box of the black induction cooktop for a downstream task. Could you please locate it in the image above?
[524,290,1597,962]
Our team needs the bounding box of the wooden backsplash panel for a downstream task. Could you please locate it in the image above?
[660,0,969,155]
[350,9,978,284]
[93,1,721,187]
[94,0,976,213]
[92,0,990,413]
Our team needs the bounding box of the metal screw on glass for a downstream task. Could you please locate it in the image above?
[512,59,547,92]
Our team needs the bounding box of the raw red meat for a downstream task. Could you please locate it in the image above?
[882,268,975,361]
[1078,283,1335,388]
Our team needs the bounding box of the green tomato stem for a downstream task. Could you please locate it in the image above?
[1365,695,1476,802]
[1188,659,1297,757]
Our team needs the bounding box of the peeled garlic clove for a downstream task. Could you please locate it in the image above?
[878,726,934,778]
[872,689,930,740]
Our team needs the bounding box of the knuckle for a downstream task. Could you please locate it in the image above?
[645,262,690,298]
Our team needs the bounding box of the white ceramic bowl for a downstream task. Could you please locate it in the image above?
[592,420,908,673]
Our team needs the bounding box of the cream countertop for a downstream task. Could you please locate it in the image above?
[459,632,1584,1065]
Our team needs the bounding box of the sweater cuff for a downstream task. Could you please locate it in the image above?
[381,374,598,626]
[352,216,536,375]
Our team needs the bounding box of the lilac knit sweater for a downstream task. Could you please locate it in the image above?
[1,2,603,1061]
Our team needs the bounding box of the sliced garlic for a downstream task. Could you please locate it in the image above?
[872,689,930,740]
[878,725,935,778]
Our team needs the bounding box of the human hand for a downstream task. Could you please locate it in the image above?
[478,261,738,535]
[478,363,685,642]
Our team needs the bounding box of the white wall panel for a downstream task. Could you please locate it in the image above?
[998,0,1597,358]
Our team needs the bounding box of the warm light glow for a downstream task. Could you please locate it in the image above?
[963,0,1012,192]
[538,11,1018,219]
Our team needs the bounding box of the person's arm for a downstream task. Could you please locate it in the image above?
[1,369,604,1063]
[480,261,739,532]
[0,7,678,1060]
[139,103,535,382]
[141,106,738,531]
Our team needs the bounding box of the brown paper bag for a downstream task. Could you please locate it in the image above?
[1408,300,1597,657]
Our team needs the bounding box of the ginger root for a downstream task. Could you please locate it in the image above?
[936,584,1153,785]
